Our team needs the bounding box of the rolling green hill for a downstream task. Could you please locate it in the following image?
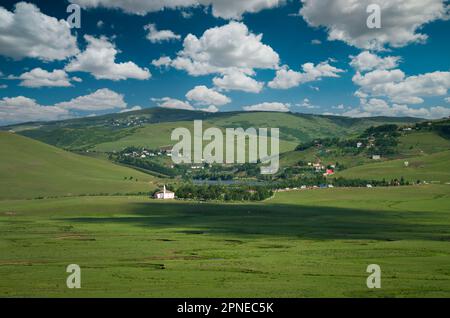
[1,108,436,182]
[92,120,299,154]
[0,132,158,200]
[397,131,450,156]
[336,150,450,183]
[2,108,423,153]
[280,127,450,170]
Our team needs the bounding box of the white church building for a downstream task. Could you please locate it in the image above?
[154,185,175,200]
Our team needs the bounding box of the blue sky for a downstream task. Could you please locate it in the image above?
[0,0,449,124]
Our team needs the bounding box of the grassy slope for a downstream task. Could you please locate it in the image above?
[280,130,450,169]
[336,150,450,183]
[209,112,346,143]
[93,121,195,152]
[92,112,421,155]
[397,131,450,156]
[0,185,449,297]
[0,132,158,200]
[269,185,450,213]
[93,120,298,154]
[6,108,422,153]
[279,146,374,169]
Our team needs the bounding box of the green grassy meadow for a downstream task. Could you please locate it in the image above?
[1,185,450,297]
[93,120,298,154]
[397,132,450,156]
[1,115,450,298]
[337,150,450,183]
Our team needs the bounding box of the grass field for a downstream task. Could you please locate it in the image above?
[94,120,298,154]
[1,185,449,297]
[93,121,196,152]
[93,120,298,158]
[397,131,450,156]
[1,116,449,298]
[0,132,157,200]
[336,150,450,183]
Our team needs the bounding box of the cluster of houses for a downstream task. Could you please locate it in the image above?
[359,140,383,160]
[276,184,335,192]
[121,146,173,159]
[190,164,205,170]
[305,162,335,176]
[276,182,376,193]
[356,140,382,160]
[109,116,149,128]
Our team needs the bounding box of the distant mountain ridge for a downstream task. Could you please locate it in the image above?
[1,107,426,153]
[1,107,425,129]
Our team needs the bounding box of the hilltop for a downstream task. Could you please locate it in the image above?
[2,107,423,153]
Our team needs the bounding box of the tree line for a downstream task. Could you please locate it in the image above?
[173,184,273,202]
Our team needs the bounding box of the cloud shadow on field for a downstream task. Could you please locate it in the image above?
[64,201,450,241]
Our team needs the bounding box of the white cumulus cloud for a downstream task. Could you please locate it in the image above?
[120,105,142,113]
[151,97,195,111]
[213,70,264,93]
[0,88,132,125]
[55,88,127,111]
[243,102,290,112]
[16,68,72,88]
[354,69,450,105]
[186,85,230,106]
[299,0,449,50]
[0,96,70,125]
[350,51,401,72]
[144,24,181,43]
[0,2,79,61]
[156,21,280,93]
[269,61,344,89]
[344,98,450,119]
[200,105,219,113]
[159,22,278,93]
[65,35,151,81]
[296,98,319,109]
[171,22,279,76]
[70,0,285,20]
[152,56,173,68]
